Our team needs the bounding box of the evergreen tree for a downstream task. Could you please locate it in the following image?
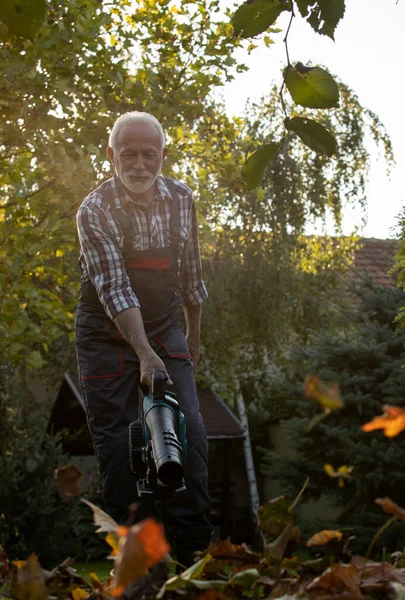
[261,277,405,555]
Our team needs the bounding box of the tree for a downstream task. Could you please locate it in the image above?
[261,278,405,554]
[0,0,245,376]
[198,81,393,389]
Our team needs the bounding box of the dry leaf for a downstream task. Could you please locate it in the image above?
[10,554,48,600]
[307,530,343,547]
[197,592,227,600]
[324,464,354,487]
[105,532,120,556]
[266,522,294,562]
[307,563,364,598]
[361,405,405,437]
[54,464,82,500]
[89,571,104,592]
[111,519,170,596]
[196,592,227,600]
[81,498,119,533]
[206,540,260,563]
[304,375,344,409]
[375,497,405,520]
[71,587,89,600]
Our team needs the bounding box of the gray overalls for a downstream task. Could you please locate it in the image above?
[75,177,212,563]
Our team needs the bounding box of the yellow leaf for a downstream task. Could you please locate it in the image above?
[56,249,64,257]
[72,587,89,600]
[324,464,354,479]
[105,532,120,556]
[307,530,343,547]
[304,375,344,409]
[89,571,103,592]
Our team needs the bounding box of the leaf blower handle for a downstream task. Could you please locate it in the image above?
[151,369,168,398]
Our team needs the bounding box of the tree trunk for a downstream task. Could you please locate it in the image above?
[235,388,260,522]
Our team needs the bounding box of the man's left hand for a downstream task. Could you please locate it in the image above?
[186,334,200,370]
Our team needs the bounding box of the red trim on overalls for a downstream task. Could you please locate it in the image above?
[128,257,171,269]
[154,338,191,359]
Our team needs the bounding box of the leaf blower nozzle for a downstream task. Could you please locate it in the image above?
[129,370,187,497]
[145,403,184,485]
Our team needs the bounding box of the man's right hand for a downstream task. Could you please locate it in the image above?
[140,349,173,389]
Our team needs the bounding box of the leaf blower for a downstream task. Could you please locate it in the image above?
[129,370,187,498]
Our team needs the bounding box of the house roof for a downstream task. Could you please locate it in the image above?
[353,238,399,287]
[48,373,245,455]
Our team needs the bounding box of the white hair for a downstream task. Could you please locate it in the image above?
[108,111,165,150]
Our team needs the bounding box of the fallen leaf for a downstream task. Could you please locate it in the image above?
[307,530,343,547]
[71,587,89,600]
[197,592,227,600]
[206,540,260,563]
[361,405,405,437]
[266,522,294,562]
[258,496,292,538]
[307,563,364,598]
[375,497,405,520]
[10,554,48,600]
[54,464,82,500]
[89,571,104,592]
[81,498,119,533]
[304,375,344,409]
[111,519,170,596]
[0,549,10,579]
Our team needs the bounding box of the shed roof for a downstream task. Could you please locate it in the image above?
[49,373,245,455]
[353,238,399,287]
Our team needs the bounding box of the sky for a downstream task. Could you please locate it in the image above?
[221,0,405,239]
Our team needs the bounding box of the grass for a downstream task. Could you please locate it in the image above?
[73,560,112,584]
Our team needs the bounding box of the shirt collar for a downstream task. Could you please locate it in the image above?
[110,174,171,209]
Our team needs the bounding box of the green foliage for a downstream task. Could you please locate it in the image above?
[198,79,392,387]
[230,0,361,186]
[284,65,339,109]
[0,0,245,375]
[241,143,279,191]
[285,116,337,156]
[0,0,46,39]
[232,0,290,38]
[0,424,107,566]
[261,278,405,555]
[295,0,346,39]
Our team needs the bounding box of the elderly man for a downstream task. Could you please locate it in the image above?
[75,111,212,566]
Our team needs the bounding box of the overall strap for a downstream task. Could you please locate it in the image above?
[115,208,134,258]
[164,177,182,260]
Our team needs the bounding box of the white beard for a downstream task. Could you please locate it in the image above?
[117,166,160,194]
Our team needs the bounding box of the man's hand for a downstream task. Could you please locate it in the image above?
[114,307,172,388]
[186,334,200,371]
[140,349,173,388]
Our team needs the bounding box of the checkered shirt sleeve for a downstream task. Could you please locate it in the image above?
[76,195,140,320]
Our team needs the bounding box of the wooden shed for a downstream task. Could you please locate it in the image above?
[48,373,251,542]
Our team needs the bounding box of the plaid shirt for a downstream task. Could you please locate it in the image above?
[77,175,208,320]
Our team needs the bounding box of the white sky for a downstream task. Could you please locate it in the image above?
[221,0,405,239]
